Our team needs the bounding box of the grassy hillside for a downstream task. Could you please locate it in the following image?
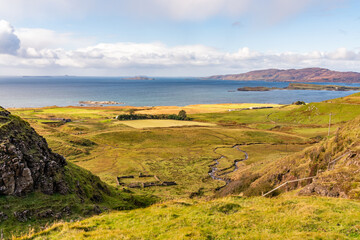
[0,162,156,237]
[219,113,360,199]
[0,108,156,237]
[7,93,360,239]
[20,194,360,239]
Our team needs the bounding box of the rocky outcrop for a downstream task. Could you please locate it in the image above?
[299,183,348,198]
[0,107,68,196]
[207,68,360,83]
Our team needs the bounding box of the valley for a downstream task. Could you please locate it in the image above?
[2,92,360,239]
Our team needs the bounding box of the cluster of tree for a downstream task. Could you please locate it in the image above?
[292,101,306,105]
[116,110,191,121]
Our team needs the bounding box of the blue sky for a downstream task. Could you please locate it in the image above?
[0,0,359,76]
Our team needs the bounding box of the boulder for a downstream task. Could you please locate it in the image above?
[0,107,68,196]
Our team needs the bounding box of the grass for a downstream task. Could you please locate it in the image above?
[135,103,282,115]
[271,102,360,125]
[118,119,215,129]
[5,93,360,239]
[0,162,156,237]
[20,194,360,240]
[8,105,311,200]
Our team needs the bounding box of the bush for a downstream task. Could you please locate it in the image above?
[292,101,306,105]
[116,110,191,121]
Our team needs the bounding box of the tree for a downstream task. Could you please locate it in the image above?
[178,110,187,120]
[292,101,306,105]
[128,109,136,115]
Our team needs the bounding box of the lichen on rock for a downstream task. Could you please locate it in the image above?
[0,107,68,196]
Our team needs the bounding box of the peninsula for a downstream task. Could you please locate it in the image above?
[237,83,360,91]
[207,68,360,83]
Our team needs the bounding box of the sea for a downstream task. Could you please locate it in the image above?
[0,76,359,108]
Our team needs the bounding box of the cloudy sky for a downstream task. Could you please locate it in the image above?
[0,0,359,76]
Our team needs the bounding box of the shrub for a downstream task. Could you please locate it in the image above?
[116,111,192,121]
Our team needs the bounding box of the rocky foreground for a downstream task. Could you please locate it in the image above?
[0,108,68,196]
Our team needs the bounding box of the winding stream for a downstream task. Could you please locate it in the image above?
[208,145,249,185]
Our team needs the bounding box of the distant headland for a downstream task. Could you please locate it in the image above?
[206,68,360,83]
[237,83,360,92]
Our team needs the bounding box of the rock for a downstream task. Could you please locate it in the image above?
[93,205,102,214]
[90,193,103,203]
[61,206,71,216]
[0,109,10,117]
[56,179,69,195]
[14,167,34,195]
[299,183,349,198]
[36,209,54,219]
[54,212,62,219]
[1,172,15,195]
[0,107,68,196]
[0,212,8,222]
[14,210,32,222]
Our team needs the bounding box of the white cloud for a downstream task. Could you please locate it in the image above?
[15,28,94,50]
[0,20,20,55]
[0,20,360,76]
[3,40,360,76]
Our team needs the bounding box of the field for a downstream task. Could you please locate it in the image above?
[11,96,356,200]
[10,103,312,199]
[6,92,360,239]
[119,119,215,128]
[21,193,360,240]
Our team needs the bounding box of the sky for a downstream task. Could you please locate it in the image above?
[0,0,360,76]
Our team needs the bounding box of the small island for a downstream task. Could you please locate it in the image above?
[237,83,360,92]
[123,76,154,80]
[79,101,124,106]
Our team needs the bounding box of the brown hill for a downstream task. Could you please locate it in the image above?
[207,68,360,83]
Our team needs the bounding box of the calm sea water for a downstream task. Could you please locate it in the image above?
[0,76,359,108]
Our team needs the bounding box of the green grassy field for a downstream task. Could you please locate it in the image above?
[11,95,360,200]
[20,194,360,240]
[10,105,313,200]
[119,119,215,128]
[7,93,360,239]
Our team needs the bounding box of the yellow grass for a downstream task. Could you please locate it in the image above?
[119,119,216,129]
[136,103,282,115]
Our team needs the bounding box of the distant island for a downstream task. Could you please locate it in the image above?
[79,101,124,106]
[123,76,154,80]
[206,68,360,83]
[237,83,360,91]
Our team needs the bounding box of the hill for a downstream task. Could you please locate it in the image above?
[237,83,360,91]
[206,68,360,83]
[218,112,360,199]
[0,107,155,237]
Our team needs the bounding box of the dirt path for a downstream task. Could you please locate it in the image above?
[208,145,248,185]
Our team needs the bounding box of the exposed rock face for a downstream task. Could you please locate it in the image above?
[207,68,360,83]
[299,183,348,198]
[0,107,68,196]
